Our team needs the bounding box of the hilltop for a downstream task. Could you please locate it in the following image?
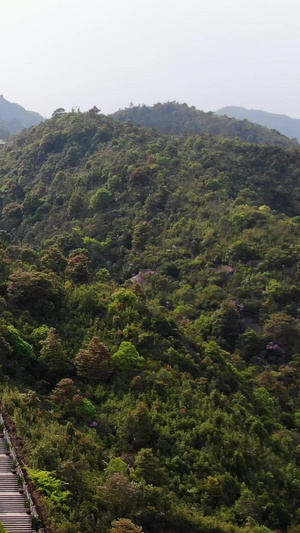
[1,111,300,532]
[216,106,300,142]
[112,101,296,146]
[0,95,44,138]
[1,109,300,247]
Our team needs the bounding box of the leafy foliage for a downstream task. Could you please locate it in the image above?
[0,109,300,532]
[112,341,144,371]
[113,102,296,146]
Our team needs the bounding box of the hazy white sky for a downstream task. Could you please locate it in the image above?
[1,0,300,118]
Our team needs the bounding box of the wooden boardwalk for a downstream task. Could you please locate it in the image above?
[0,414,43,533]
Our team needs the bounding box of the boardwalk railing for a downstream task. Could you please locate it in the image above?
[0,412,44,533]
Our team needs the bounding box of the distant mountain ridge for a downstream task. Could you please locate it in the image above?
[0,95,44,138]
[113,102,296,146]
[216,106,300,142]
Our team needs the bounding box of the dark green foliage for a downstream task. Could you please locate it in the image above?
[75,337,112,383]
[40,328,72,381]
[113,102,296,146]
[8,269,61,317]
[89,188,113,210]
[1,110,300,532]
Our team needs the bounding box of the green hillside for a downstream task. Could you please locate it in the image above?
[113,102,296,146]
[0,110,300,532]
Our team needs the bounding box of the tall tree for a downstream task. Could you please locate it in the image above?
[75,337,113,383]
[40,328,72,380]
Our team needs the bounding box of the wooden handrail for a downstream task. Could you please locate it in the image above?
[0,412,44,533]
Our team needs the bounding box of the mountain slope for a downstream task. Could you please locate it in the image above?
[216,106,300,142]
[1,110,300,247]
[1,112,300,532]
[0,95,44,138]
[112,102,296,146]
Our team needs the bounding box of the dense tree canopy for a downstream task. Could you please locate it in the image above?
[0,109,300,532]
[113,102,297,146]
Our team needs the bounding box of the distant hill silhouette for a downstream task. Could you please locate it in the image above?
[216,106,300,142]
[0,95,44,138]
[113,102,296,146]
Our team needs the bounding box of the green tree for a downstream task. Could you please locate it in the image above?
[7,325,36,368]
[31,325,50,350]
[132,221,150,251]
[123,402,154,450]
[41,246,67,274]
[237,328,263,361]
[52,108,66,118]
[89,188,113,210]
[52,379,83,412]
[67,192,85,218]
[40,328,72,380]
[75,337,113,383]
[66,254,91,283]
[99,473,141,518]
[212,301,241,350]
[135,448,168,486]
[112,342,144,371]
[8,269,61,317]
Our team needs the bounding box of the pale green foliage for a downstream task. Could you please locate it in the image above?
[195,315,213,340]
[253,387,276,417]
[77,398,97,419]
[112,288,138,306]
[106,457,128,476]
[96,268,110,281]
[31,325,50,349]
[27,468,70,505]
[7,325,36,366]
[112,341,144,371]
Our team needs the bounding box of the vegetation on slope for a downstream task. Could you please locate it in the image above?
[113,101,296,146]
[0,111,300,532]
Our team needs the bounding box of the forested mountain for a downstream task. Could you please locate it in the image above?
[0,95,44,139]
[113,102,296,146]
[216,106,300,142]
[1,110,300,532]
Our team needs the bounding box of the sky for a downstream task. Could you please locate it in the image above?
[1,0,300,118]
